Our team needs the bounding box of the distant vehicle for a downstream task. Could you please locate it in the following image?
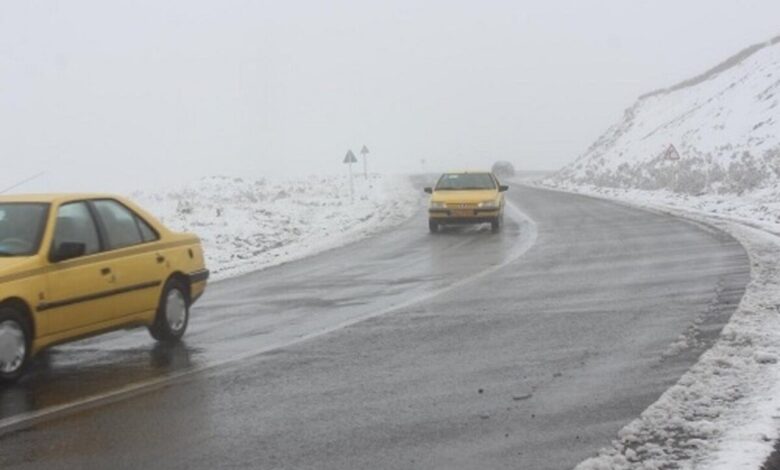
[0,194,209,383]
[424,171,508,234]
[491,161,516,178]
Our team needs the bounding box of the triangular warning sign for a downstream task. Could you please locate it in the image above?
[663,144,681,161]
[360,145,369,155]
[344,150,358,164]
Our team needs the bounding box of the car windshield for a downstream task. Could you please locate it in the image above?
[0,203,50,256]
[435,173,496,191]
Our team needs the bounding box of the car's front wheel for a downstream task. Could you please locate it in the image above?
[0,307,31,384]
[429,219,439,234]
[149,279,190,343]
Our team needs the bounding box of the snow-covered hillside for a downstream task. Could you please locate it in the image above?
[553,35,780,194]
[130,174,419,280]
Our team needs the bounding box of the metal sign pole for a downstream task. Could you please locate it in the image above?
[360,145,370,179]
[663,144,681,192]
[344,150,358,203]
[349,160,354,203]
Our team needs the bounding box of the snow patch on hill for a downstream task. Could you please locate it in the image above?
[131,174,419,280]
[553,36,780,195]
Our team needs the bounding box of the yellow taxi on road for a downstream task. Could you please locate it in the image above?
[424,171,509,233]
[0,194,209,383]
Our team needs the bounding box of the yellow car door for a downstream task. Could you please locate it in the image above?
[41,201,118,336]
[90,199,166,320]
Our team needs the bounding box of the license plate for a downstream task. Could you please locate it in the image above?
[452,209,472,217]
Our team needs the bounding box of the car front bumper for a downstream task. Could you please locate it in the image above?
[429,209,500,224]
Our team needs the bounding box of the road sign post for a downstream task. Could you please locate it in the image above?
[344,150,358,203]
[360,145,370,179]
[663,144,681,191]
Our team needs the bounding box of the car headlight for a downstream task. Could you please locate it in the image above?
[478,201,499,209]
[430,202,447,209]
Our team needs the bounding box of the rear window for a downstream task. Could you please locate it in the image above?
[92,200,158,250]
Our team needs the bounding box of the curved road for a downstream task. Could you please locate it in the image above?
[0,185,749,469]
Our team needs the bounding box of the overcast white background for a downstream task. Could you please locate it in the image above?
[1,1,779,192]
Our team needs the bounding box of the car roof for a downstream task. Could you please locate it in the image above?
[443,170,493,174]
[0,193,126,204]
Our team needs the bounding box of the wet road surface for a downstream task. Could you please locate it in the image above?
[0,185,750,469]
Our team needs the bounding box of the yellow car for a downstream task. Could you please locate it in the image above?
[424,171,509,233]
[0,194,208,383]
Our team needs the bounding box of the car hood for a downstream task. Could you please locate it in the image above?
[431,190,499,204]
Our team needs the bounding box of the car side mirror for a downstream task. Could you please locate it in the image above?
[499,185,509,192]
[51,242,87,263]
[424,187,433,194]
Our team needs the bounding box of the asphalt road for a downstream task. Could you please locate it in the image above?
[0,185,750,470]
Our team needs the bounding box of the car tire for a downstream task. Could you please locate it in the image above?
[429,219,439,234]
[0,307,32,384]
[149,279,190,343]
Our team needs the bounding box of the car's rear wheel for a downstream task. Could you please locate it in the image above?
[149,279,190,343]
[0,307,31,384]
[429,219,439,234]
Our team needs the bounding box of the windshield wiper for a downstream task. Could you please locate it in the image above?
[0,251,15,257]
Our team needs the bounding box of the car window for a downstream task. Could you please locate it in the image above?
[137,216,159,243]
[0,203,49,256]
[92,200,148,250]
[435,173,497,190]
[53,202,101,256]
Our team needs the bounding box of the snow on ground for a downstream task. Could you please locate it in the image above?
[551,182,780,236]
[130,174,419,280]
[537,181,780,470]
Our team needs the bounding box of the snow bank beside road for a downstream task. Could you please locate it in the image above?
[538,183,780,470]
[551,183,780,236]
[131,174,419,280]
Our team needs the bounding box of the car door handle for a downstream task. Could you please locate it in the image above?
[100,267,112,276]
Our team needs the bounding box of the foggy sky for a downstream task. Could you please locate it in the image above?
[2,1,779,192]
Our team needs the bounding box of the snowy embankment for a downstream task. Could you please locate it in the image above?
[546,34,780,469]
[131,174,419,280]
